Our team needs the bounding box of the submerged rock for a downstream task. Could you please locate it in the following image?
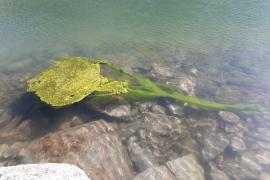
[127,136,158,172]
[219,152,262,179]
[201,133,230,161]
[0,163,90,180]
[133,166,175,180]
[209,163,229,180]
[167,75,196,96]
[256,151,270,165]
[150,64,174,79]
[18,120,134,180]
[218,111,240,124]
[133,154,205,180]
[0,144,10,159]
[104,103,132,118]
[166,154,205,180]
[230,136,246,152]
[138,112,188,159]
[0,115,32,143]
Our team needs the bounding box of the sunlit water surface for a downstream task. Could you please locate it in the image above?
[0,0,270,178]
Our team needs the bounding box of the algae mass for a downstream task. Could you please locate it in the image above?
[27,57,261,113]
[27,57,128,106]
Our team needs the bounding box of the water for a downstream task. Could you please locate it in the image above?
[0,0,270,178]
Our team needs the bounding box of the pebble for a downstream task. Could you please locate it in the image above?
[201,133,230,161]
[0,144,10,159]
[209,163,230,180]
[104,103,132,118]
[256,151,270,165]
[230,136,246,152]
[219,111,240,124]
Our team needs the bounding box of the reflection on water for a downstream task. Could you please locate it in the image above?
[0,0,270,179]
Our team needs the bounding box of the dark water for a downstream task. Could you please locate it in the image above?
[0,0,270,179]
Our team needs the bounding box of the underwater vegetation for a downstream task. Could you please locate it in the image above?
[27,57,262,114]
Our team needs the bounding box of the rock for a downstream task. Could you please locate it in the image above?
[171,138,200,156]
[70,116,83,127]
[0,117,32,143]
[166,154,205,180]
[250,127,270,143]
[224,121,247,137]
[133,166,175,180]
[0,144,10,158]
[0,163,90,180]
[140,112,187,156]
[150,104,167,115]
[218,111,240,124]
[127,136,158,172]
[167,75,196,96]
[18,120,134,180]
[219,156,260,180]
[256,151,270,165]
[165,101,185,116]
[150,64,174,79]
[209,163,230,180]
[230,136,246,152]
[133,154,205,180]
[104,103,132,118]
[260,173,270,180]
[241,152,262,173]
[201,133,230,161]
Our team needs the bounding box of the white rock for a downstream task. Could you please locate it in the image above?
[0,163,90,180]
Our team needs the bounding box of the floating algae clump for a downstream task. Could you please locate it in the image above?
[27,57,127,106]
[27,57,262,114]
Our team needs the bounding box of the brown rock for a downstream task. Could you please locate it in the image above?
[18,120,134,180]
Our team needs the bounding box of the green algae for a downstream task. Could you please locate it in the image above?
[27,57,127,107]
[27,57,263,114]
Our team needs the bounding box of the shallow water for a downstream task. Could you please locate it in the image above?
[0,0,270,179]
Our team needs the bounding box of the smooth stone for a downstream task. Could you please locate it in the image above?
[209,163,230,180]
[224,121,247,137]
[0,117,32,143]
[218,111,240,124]
[133,154,205,180]
[150,64,174,79]
[166,154,205,180]
[133,166,175,180]
[104,103,132,118]
[256,151,270,165]
[165,101,185,116]
[18,120,134,180]
[0,144,9,158]
[150,104,167,115]
[166,75,196,96]
[70,116,83,127]
[230,136,246,152]
[139,112,187,155]
[201,133,230,161]
[0,163,90,180]
[241,153,262,173]
[250,128,270,143]
[260,173,270,180]
[171,138,200,156]
[127,137,158,172]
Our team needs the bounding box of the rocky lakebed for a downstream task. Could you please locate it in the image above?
[0,53,269,180]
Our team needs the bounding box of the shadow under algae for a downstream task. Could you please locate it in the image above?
[26,57,264,115]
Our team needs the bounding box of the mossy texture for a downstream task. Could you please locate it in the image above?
[27,57,127,106]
